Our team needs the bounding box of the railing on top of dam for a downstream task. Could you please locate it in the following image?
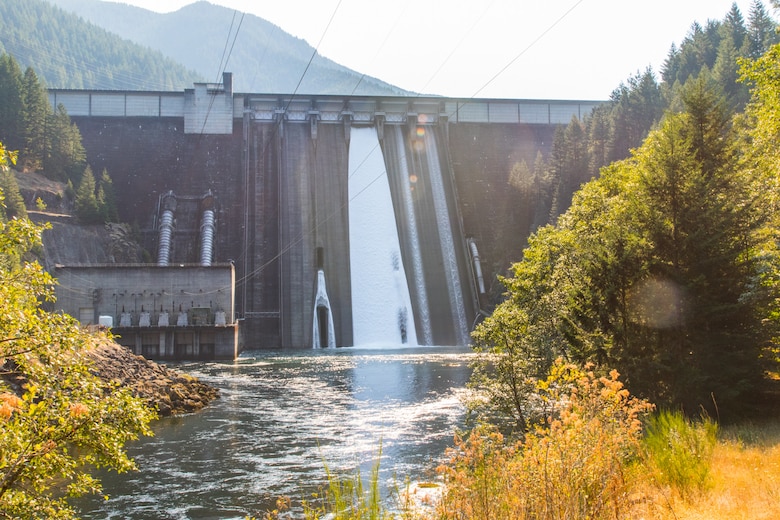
[49,83,604,134]
[244,95,602,126]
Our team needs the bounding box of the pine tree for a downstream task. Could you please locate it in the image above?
[43,104,86,181]
[713,32,751,110]
[747,0,780,58]
[608,69,664,163]
[74,165,100,223]
[0,54,24,152]
[98,168,118,223]
[0,166,27,220]
[722,3,748,51]
[20,67,50,172]
[661,43,681,85]
[586,106,611,177]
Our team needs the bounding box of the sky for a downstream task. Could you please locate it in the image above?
[107,0,769,100]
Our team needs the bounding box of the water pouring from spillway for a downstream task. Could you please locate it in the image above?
[348,126,418,346]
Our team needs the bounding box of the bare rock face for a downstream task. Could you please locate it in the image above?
[87,338,219,416]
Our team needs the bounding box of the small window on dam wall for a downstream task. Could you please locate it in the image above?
[316,247,324,270]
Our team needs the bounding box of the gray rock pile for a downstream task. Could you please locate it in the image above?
[87,339,219,416]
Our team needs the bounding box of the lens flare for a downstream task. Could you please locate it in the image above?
[628,277,688,328]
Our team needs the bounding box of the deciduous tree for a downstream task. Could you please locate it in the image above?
[0,141,155,518]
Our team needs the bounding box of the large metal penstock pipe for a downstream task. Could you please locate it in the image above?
[468,238,486,295]
[200,209,215,266]
[157,193,176,266]
[199,192,216,266]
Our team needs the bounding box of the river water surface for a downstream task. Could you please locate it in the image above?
[76,346,473,519]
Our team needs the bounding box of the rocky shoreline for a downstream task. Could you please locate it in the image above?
[87,338,219,416]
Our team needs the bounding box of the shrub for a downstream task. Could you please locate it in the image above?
[437,360,653,519]
[436,426,518,519]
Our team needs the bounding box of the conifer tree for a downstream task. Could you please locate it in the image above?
[74,165,100,223]
[98,168,119,223]
[474,77,773,419]
[747,0,780,58]
[20,67,50,172]
[43,104,86,181]
[0,55,24,152]
[0,165,27,220]
[722,3,748,51]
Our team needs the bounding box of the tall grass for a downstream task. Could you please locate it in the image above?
[628,418,780,519]
[642,409,718,495]
[300,454,387,520]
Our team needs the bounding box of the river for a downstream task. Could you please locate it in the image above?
[75,346,473,519]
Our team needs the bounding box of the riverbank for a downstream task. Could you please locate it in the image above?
[87,337,219,416]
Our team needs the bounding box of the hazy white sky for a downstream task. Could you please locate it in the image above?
[108,0,767,99]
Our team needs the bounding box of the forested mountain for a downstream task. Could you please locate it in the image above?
[0,0,202,90]
[471,3,780,423]
[507,1,779,248]
[45,0,410,96]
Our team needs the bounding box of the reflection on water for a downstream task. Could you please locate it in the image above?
[75,346,473,519]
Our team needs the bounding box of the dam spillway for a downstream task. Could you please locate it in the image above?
[242,116,477,347]
[348,126,417,346]
[51,76,601,349]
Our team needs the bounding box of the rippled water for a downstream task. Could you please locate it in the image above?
[75,346,473,519]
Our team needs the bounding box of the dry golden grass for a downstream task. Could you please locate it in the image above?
[629,419,780,519]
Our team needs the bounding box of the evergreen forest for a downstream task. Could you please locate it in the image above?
[0,0,201,90]
[504,1,780,253]
[471,0,780,429]
[0,53,118,224]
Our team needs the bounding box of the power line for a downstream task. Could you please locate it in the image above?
[289,0,344,100]
[470,0,586,98]
[412,0,499,96]
[232,1,587,290]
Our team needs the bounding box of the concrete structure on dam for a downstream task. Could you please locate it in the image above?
[49,73,600,352]
[54,264,238,360]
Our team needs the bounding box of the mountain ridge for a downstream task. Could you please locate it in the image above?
[45,0,411,95]
[0,0,202,90]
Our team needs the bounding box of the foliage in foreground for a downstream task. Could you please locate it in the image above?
[278,415,780,520]
[437,361,652,520]
[642,409,718,495]
[301,455,386,520]
[0,142,156,519]
[262,452,396,520]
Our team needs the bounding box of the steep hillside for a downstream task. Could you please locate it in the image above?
[14,170,146,269]
[46,0,411,95]
[0,0,201,89]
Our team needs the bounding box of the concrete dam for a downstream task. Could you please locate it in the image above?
[50,74,599,349]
